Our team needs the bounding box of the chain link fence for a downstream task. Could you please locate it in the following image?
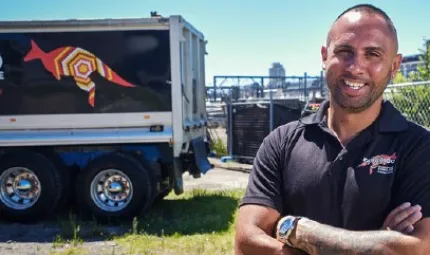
[384,80,430,128]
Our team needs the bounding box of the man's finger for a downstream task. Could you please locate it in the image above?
[403,225,414,234]
[382,202,411,228]
[391,204,421,230]
[395,210,422,233]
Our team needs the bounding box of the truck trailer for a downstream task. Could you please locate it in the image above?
[0,15,212,222]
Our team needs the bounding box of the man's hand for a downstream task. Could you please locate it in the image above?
[235,205,306,255]
[382,202,422,234]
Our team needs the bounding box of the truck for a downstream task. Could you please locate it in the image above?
[0,15,212,222]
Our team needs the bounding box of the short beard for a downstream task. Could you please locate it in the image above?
[328,71,391,113]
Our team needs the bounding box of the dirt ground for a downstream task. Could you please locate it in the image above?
[0,167,250,255]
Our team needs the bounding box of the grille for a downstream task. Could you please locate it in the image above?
[229,100,303,160]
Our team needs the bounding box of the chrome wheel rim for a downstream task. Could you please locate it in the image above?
[0,167,42,210]
[90,169,133,212]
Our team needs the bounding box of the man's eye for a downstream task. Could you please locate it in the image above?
[335,49,352,55]
[367,51,380,57]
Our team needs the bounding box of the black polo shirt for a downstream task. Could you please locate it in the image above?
[240,100,430,230]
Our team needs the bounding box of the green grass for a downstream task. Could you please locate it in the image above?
[51,188,245,255]
[210,138,228,157]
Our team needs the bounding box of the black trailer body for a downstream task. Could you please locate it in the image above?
[0,30,172,114]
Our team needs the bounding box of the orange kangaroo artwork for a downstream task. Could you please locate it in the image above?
[24,40,135,107]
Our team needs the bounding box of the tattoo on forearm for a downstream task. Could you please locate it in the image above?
[296,220,403,255]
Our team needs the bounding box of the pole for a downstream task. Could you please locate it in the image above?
[304,72,308,102]
[213,76,217,102]
[269,89,274,131]
[228,93,233,158]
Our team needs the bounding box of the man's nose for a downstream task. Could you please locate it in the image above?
[345,55,365,75]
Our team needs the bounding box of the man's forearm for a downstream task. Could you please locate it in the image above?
[292,218,421,255]
[235,224,306,255]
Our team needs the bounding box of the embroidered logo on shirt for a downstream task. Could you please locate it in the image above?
[357,152,397,175]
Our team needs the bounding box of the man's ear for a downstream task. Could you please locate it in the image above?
[391,53,403,77]
[321,45,328,70]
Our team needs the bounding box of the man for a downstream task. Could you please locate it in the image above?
[235,4,430,255]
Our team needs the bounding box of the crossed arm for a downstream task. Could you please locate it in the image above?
[291,216,430,255]
[235,204,430,255]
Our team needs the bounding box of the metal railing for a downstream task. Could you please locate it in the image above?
[384,80,430,127]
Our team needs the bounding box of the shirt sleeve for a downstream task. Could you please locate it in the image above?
[239,126,285,213]
[392,131,430,218]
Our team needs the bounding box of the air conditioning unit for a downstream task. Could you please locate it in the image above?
[226,99,304,163]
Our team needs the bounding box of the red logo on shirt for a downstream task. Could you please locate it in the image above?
[358,152,397,175]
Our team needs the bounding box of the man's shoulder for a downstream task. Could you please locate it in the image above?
[276,119,302,132]
[393,119,430,164]
[382,100,430,144]
[270,119,305,139]
[402,120,430,145]
[262,118,311,150]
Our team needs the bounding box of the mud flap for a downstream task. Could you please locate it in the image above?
[173,157,184,195]
[173,137,213,195]
[191,136,213,175]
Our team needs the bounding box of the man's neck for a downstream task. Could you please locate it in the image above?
[327,99,382,146]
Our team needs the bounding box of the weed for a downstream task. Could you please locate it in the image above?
[210,138,228,157]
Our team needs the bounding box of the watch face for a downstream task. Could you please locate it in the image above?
[280,218,294,236]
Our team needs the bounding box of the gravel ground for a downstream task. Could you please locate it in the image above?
[0,167,250,255]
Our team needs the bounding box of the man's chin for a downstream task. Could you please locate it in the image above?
[334,96,372,113]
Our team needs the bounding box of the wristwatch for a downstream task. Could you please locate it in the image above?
[276,215,301,247]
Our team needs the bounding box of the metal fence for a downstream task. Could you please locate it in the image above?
[384,80,430,128]
[206,72,327,103]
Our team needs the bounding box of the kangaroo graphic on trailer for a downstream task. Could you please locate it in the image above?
[24,40,135,107]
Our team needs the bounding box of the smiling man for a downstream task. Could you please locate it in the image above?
[235,4,430,255]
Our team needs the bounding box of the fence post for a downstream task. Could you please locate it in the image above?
[270,89,274,131]
[228,93,233,159]
[261,77,264,98]
[213,76,217,102]
[320,70,325,98]
[304,72,308,102]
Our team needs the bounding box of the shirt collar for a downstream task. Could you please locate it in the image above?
[299,100,409,133]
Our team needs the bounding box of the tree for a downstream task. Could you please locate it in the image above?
[409,39,430,81]
[392,72,409,84]
[388,39,430,127]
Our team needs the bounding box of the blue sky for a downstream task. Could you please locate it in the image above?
[1,0,429,85]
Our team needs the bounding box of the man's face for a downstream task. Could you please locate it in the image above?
[321,11,402,113]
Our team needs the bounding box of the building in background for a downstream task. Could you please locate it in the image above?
[399,40,429,79]
[268,62,286,88]
[399,54,424,78]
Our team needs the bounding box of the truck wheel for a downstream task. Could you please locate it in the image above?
[0,150,62,222]
[75,153,155,221]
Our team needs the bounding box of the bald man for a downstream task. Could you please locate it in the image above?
[235,4,430,255]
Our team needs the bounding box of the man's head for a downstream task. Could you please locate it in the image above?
[321,4,402,113]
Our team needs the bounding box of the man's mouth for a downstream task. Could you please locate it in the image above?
[343,79,366,90]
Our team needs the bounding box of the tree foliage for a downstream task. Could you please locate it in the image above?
[388,39,430,127]
[409,40,430,81]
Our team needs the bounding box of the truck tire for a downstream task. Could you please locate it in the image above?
[75,152,155,221]
[0,150,62,222]
[37,149,73,213]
